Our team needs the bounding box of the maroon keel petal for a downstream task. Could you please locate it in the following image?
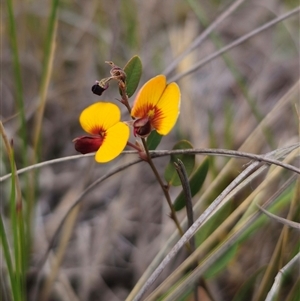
[73,136,103,154]
[133,117,152,138]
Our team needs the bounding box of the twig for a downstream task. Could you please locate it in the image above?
[0,153,94,182]
[1,144,299,182]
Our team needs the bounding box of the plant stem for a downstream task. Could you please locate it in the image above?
[141,139,186,240]
[127,141,142,152]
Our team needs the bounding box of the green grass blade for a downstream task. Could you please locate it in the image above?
[28,0,60,273]
[33,0,60,153]
[9,149,24,301]
[0,214,17,300]
[6,0,28,162]
[1,122,27,301]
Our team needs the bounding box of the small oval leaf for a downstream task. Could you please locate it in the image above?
[123,55,142,98]
[164,140,195,186]
[147,130,163,150]
[173,157,209,211]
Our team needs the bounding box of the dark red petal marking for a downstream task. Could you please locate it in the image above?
[133,119,152,138]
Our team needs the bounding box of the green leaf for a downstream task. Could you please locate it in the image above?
[123,55,142,98]
[164,140,195,186]
[147,130,162,150]
[173,157,209,211]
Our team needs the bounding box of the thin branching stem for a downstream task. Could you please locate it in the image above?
[141,139,186,239]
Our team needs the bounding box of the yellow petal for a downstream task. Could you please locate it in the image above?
[95,122,129,163]
[131,75,167,119]
[80,102,121,135]
[152,82,181,135]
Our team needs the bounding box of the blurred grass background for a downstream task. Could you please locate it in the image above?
[1,0,299,300]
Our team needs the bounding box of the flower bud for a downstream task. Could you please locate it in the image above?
[91,79,110,96]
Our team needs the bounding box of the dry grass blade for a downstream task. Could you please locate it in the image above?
[151,147,300,174]
[2,145,298,185]
[253,174,300,301]
[144,161,264,301]
[265,252,300,301]
[128,142,299,300]
[187,80,300,221]
[146,167,297,300]
[133,145,299,300]
[170,7,300,82]
[1,1,299,300]
[158,158,298,300]
[0,153,95,182]
[156,168,298,300]
[257,204,300,230]
[163,0,246,76]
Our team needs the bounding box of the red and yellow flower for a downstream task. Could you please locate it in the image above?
[74,75,181,163]
[73,102,129,163]
[131,75,181,137]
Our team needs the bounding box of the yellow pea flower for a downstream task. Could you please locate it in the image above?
[131,75,181,138]
[73,102,129,163]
